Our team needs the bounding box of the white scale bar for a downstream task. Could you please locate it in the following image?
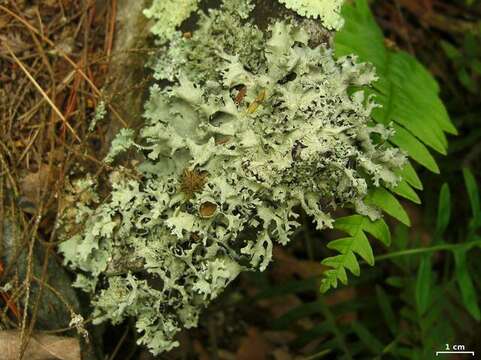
[435,351,475,356]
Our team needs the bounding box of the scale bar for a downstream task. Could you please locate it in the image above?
[435,351,475,356]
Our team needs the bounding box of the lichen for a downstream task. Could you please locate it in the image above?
[58,0,405,354]
[277,0,345,30]
[89,100,106,131]
[104,128,136,163]
[143,0,199,43]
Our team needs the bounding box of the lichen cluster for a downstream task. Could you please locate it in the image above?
[143,0,200,43]
[58,0,405,354]
[277,0,345,30]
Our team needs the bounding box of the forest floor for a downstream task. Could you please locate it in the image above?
[0,0,480,359]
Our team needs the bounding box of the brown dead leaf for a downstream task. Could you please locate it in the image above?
[257,293,302,319]
[272,247,325,280]
[0,331,80,360]
[192,340,210,360]
[236,327,272,360]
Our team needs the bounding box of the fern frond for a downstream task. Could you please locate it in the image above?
[320,0,457,292]
[365,187,410,226]
[335,0,457,175]
[258,180,480,358]
[392,179,421,204]
[320,215,390,292]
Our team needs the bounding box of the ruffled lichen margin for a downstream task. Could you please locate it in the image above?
[277,0,345,30]
[143,0,200,43]
[58,0,405,354]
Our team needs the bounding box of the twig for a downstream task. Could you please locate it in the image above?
[16,129,40,165]
[3,42,81,143]
[0,5,128,128]
[105,0,117,60]
[17,69,76,122]
[108,325,129,360]
[17,205,42,360]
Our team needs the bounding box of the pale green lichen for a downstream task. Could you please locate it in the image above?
[143,0,199,43]
[88,100,107,131]
[277,0,345,30]
[58,0,405,354]
[69,312,89,339]
[150,1,264,83]
[104,128,136,163]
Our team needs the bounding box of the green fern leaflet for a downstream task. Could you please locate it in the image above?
[320,0,456,292]
[320,215,390,292]
[335,0,456,173]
